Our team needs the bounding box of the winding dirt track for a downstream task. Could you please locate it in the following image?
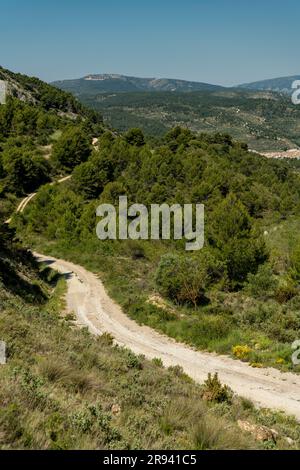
[5,175,72,224]
[35,252,300,420]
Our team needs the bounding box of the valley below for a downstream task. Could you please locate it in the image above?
[53,75,300,152]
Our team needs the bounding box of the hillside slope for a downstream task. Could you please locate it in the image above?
[0,66,103,220]
[0,224,275,450]
[0,66,86,115]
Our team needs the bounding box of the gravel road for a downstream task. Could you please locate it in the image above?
[35,252,300,420]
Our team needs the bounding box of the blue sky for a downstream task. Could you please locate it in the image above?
[0,0,299,85]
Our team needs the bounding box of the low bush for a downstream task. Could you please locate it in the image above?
[155,250,225,307]
[201,373,233,404]
[275,281,298,304]
[244,264,277,298]
[232,345,252,361]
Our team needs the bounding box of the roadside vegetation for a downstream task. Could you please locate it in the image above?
[0,225,299,450]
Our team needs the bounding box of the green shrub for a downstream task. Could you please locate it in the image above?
[190,316,232,346]
[39,360,70,383]
[125,128,145,147]
[72,160,108,199]
[201,373,233,404]
[192,416,251,450]
[209,194,267,284]
[155,250,224,306]
[245,264,277,298]
[152,357,163,367]
[155,253,182,302]
[52,126,91,170]
[125,350,143,370]
[275,280,298,304]
[290,245,300,280]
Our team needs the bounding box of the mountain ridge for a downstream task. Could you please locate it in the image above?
[52,72,300,96]
[52,73,224,93]
[239,75,300,95]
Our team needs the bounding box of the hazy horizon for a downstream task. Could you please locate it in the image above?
[2,67,299,88]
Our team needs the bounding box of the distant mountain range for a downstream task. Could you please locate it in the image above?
[52,74,224,94]
[52,73,300,96]
[239,75,300,95]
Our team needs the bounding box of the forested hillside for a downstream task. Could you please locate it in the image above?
[0,66,91,114]
[53,79,300,151]
[2,68,300,449]
[0,68,255,451]
[0,66,103,220]
[16,125,300,371]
